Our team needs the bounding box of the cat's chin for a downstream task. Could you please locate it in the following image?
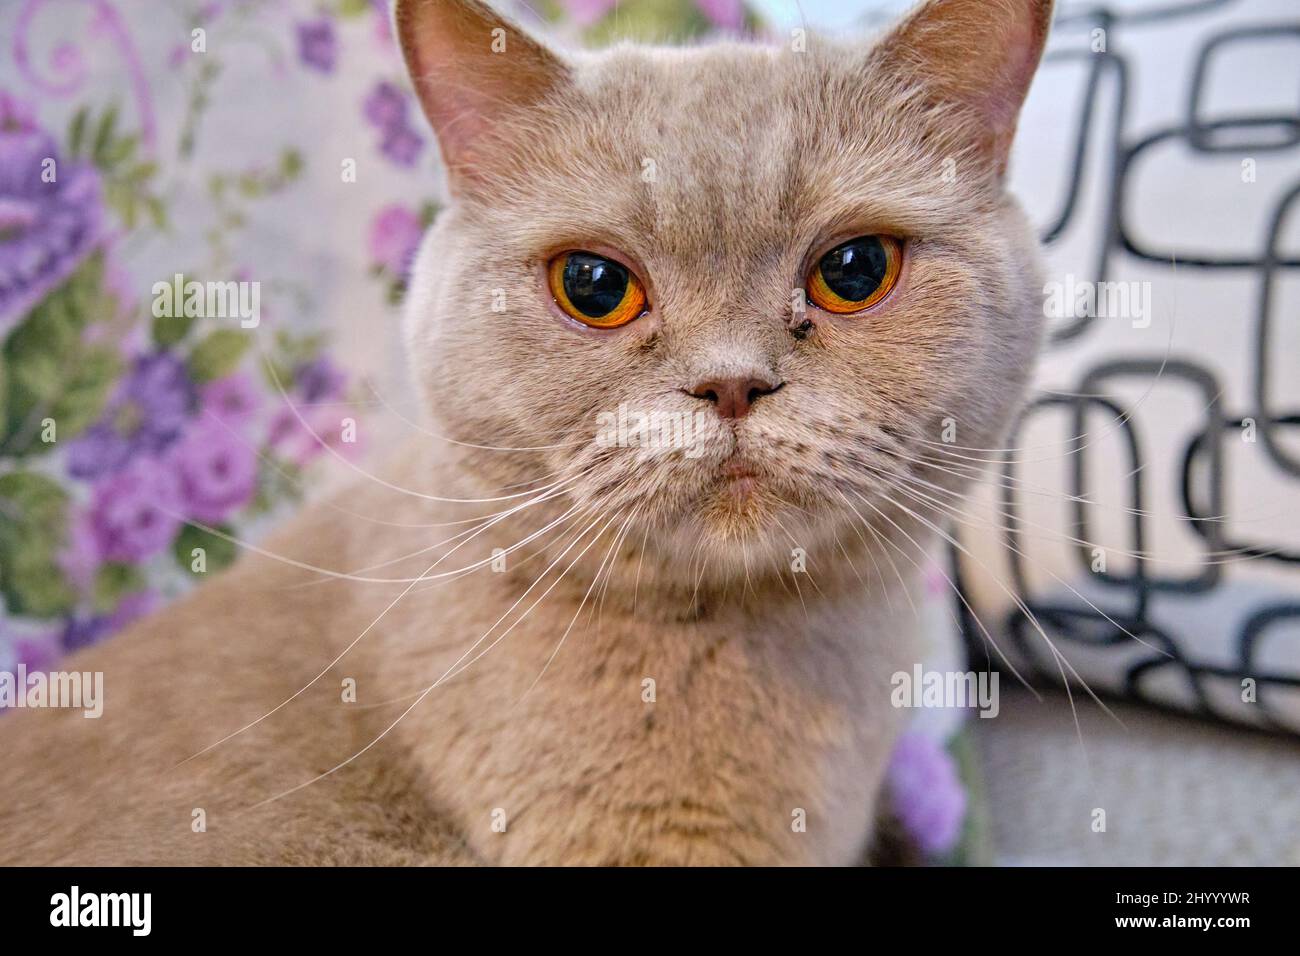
[650,476,808,572]
[696,484,781,535]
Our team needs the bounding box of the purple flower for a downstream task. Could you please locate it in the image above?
[60,616,107,653]
[68,351,195,479]
[368,204,423,277]
[200,372,261,429]
[379,123,424,167]
[66,423,134,478]
[168,417,257,525]
[57,506,102,597]
[296,18,338,73]
[294,356,346,404]
[89,461,183,562]
[696,0,746,31]
[0,616,59,668]
[0,91,104,334]
[371,0,395,47]
[887,731,967,857]
[363,80,423,168]
[559,0,619,27]
[268,403,361,467]
[0,628,60,710]
[61,590,157,653]
[14,634,56,672]
[363,81,408,132]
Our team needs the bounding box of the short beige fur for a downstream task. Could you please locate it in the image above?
[0,0,1052,865]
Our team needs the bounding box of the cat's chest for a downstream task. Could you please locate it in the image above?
[381,584,917,864]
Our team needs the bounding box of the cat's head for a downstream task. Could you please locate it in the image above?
[395,0,1052,583]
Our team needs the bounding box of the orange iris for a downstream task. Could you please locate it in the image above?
[548,251,647,329]
[806,235,903,314]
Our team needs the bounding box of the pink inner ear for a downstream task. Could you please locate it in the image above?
[933,0,1050,171]
[403,15,491,146]
[986,14,1047,133]
[411,64,493,169]
[882,0,1054,168]
[397,1,568,188]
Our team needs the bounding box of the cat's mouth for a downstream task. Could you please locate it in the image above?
[720,457,761,499]
[695,453,782,525]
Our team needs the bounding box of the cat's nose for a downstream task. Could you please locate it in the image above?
[685,376,783,419]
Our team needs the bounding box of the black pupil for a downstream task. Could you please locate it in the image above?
[562,253,629,318]
[818,237,887,302]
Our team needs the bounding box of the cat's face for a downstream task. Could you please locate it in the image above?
[399,0,1052,580]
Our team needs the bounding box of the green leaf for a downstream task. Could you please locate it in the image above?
[68,106,90,158]
[103,133,139,169]
[260,354,295,393]
[2,257,121,454]
[173,524,238,576]
[1,550,76,617]
[65,252,105,319]
[419,199,441,228]
[50,348,120,438]
[0,471,68,541]
[4,339,120,455]
[583,0,711,45]
[129,159,159,183]
[107,181,137,228]
[92,104,120,168]
[279,148,304,179]
[248,456,301,516]
[0,472,74,618]
[187,329,250,383]
[93,562,144,615]
[0,348,7,429]
[152,310,196,349]
[144,195,168,230]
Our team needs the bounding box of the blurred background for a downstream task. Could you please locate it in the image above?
[0,0,1295,865]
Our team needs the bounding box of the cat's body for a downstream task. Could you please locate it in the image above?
[0,0,1052,865]
[0,441,917,865]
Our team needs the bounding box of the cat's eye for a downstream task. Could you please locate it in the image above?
[547,251,647,328]
[806,235,902,314]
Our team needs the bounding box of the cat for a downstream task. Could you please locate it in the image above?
[0,0,1051,866]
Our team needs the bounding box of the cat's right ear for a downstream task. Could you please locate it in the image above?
[395,0,570,194]
[870,0,1055,177]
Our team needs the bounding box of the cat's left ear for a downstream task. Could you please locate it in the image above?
[872,0,1055,176]
[395,0,570,193]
